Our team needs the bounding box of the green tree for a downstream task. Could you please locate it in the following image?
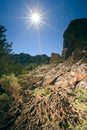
[0,25,12,77]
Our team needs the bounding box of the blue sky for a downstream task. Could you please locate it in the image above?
[0,0,87,56]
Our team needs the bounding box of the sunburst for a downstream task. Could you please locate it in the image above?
[27,8,59,32]
[31,12,41,24]
[27,8,44,30]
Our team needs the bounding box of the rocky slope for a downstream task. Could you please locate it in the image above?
[62,18,87,61]
[0,59,87,130]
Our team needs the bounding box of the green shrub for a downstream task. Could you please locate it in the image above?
[26,63,37,71]
[73,87,87,113]
[71,87,87,129]
[44,88,51,96]
[34,88,51,96]
[0,93,12,111]
[0,93,11,103]
[0,73,20,88]
[34,88,43,95]
[18,74,31,89]
[0,73,20,100]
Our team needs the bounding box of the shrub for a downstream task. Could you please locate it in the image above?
[34,88,42,95]
[26,63,37,71]
[34,88,51,96]
[73,87,87,113]
[71,87,87,129]
[0,93,11,103]
[18,74,32,89]
[0,73,20,100]
[44,88,51,96]
[0,93,12,111]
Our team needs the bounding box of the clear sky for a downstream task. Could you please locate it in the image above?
[0,0,87,56]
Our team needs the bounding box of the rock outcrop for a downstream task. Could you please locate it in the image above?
[62,18,87,61]
[50,53,63,63]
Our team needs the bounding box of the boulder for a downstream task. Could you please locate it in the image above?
[50,53,63,63]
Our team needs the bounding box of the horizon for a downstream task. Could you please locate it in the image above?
[0,0,87,57]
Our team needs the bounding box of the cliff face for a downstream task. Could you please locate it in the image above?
[62,19,87,61]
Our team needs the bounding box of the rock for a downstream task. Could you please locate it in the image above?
[50,53,63,63]
[4,60,86,130]
[62,18,87,61]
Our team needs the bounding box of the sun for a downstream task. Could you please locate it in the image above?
[26,7,58,31]
[27,9,44,30]
[31,13,41,24]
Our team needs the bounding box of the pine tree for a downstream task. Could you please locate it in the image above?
[0,25,12,77]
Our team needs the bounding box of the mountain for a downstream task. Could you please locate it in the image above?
[62,18,87,62]
[11,53,50,65]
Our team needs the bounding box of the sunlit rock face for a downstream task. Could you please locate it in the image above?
[62,18,87,61]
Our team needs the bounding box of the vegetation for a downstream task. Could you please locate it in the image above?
[0,93,11,105]
[34,88,43,95]
[0,73,20,100]
[11,53,50,66]
[0,25,12,77]
[18,73,32,89]
[44,88,51,96]
[68,86,87,129]
[26,63,37,71]
[73,87,87,112]
[34,88,51,97]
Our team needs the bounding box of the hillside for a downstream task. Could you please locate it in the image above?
[0,59,87,130]
[13,60,87,130]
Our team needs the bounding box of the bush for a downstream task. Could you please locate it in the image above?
[0,73,20,100]
[71,87,87,129]
[18,73,32,89]
[34,88,42,95]
[0,93,11,103]
[0,93,12,111]
[44,88,51,96]
[26,63,37,71]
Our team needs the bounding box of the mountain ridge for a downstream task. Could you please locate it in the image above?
[11,53,50,65]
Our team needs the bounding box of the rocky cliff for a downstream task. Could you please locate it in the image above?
[62,18,87,61]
